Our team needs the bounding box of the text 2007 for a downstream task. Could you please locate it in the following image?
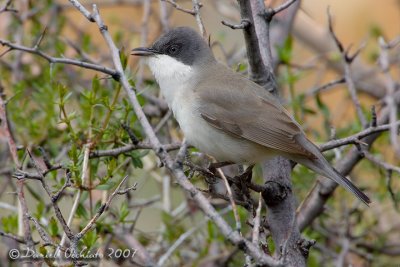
[106,248,137,259]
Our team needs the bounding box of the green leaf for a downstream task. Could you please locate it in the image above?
[130,151,143,169]
[277,36,293,64]
[96,180,116,190]
[76,203,88,219]
[49,217,59,237]
[119,48,128,70]
[82,229,97,250]
[92,75,100,95]
[1,215,18,233]
[34,201,45,220]
[82,34,92,52]
[119,202,130,222]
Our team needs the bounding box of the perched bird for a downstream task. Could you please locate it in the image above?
[131,27,370,205]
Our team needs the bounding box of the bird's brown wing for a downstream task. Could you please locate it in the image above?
[196,71,317,159]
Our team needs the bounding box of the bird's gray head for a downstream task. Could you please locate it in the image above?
[131,27,214,66]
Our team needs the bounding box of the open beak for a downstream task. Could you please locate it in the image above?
[131,47,158,56]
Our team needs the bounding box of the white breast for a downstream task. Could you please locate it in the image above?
[146,55,271,163]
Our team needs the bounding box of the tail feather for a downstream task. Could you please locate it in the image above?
[294,155,371,206]
[331,167,371,205]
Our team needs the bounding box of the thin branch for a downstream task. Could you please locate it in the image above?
[28,215,56,247]
[58,143,91,253]
[362,151,400,174]
[89,142,182,158]
[0,230,26,244]
[217,168,242,234]
[0,39,119,79]
[319,121,400,152]
[25,150,75,240]
[114,230,157,266]
[16,179,35,250]
[159,0,170,32]
[305,77,345,97]
[33,27,47,50]
[157,207,232,266]
[221,19,251,30]
[161,0,195,15]
[67,0,94,21]
[0,94,19,165]
[121,123,140,145]
[273,0,298,15]
[0,90,31,250]
[192,0,206,39]
[252,193,262,245]
[379,36,400,158]
[0,0,17,13]
[327,8,368,128]
[154,109,172,133]
[75,175,131,240]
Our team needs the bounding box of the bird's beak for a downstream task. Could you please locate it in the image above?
[131,47,158,56]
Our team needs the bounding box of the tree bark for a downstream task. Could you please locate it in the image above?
[237,0,311,266]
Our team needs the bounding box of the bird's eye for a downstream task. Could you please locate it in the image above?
[167,44,180,55]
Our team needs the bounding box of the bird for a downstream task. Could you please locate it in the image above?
[131,27,370,205]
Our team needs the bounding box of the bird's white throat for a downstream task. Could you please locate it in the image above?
[147,55,193,103]
[147,54,193,80]
[146,55,193,112]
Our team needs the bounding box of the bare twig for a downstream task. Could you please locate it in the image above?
[114,230,157,266]
[136,0,152,87]
[16,179,35,250]
[0,90,31,250]
[273,0,298,15]
[0,95,19,165]
[0,39,118,78]
[0,0,17,13]
[305,77,345,97]
[57,143,91,255]
[161,0,195,15]
[192,0,206,39]
[157,206,232,266]
[319,121,400,152]
[0,230,26,244]
[327,8,368,128]
[379,36,400,158]
[24,150,75,246]
[221,19,251,30]
[217,168,242,234]
[90,142,182,158]
[252,193,262,245]
[335,215,350,267]
[75,175,132,240]
[154,109,172,133]
[362,151,400,174]
[28,215,56,247]
[159,0,170,32]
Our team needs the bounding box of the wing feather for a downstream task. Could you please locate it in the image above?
[196,68,316,159]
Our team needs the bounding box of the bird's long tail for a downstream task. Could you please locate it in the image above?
[291,135,371,205]
[295,155,371,205]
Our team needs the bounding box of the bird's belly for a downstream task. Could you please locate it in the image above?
[174,103,272,163]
